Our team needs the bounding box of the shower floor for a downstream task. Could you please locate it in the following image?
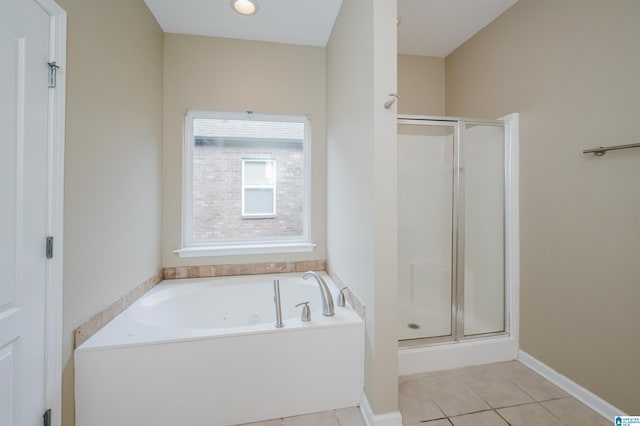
[398,301,496,341]
[398,301,451,340]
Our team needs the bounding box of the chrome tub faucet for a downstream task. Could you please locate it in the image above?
[302,271,335,316]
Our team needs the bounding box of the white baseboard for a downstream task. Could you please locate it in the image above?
[359,394,402,426]
[399,335,519,375]
[518,350,626,419]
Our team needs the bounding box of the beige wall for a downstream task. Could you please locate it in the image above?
[398,54,445,116]
[162,34,326,267]
[327,0,399,416]
[57,0,163,424]
[446,0,640,413]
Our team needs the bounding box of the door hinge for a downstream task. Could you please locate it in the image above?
[46,236,54,259]
[43,408,51,426]
[48,61,59,88]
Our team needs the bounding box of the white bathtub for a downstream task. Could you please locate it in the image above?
[75,272,364,426]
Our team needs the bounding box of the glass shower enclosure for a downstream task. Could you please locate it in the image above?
[398,116,509,345]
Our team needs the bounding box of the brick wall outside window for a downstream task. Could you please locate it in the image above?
[192,139,304,240]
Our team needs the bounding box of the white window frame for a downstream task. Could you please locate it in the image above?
[241,159,276,217]
[176,110,315,257]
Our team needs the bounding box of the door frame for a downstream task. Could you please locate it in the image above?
[37,1,66,425]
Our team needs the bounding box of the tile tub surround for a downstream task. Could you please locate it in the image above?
[326,263,366,320]
[398,361,610,426]
[163,260,326,280]
[73,270,163,348]
[74,260,326,348]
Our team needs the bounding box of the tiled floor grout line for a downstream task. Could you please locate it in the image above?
[428,396,448,421]
[536,395,573,403]
[537,401,570,425]
[504,376,572,405]
[465,381,494,412]
[445,407,501,421]
[431,415,449,421]
[507,377,538,402]
[493,408,514,426]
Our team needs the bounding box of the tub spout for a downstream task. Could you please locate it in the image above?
[302,271,335,316]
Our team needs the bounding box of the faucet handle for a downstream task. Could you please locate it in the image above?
[295,301,311,322]
[337,287,348,307]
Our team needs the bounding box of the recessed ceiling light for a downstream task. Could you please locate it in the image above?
[231,0,258,16]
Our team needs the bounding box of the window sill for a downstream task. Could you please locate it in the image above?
[174,242,317,258]
[241,215,276,220]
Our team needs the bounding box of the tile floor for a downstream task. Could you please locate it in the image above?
[237,407,365,426]
[398,361,611,426]
[238,361,611,426]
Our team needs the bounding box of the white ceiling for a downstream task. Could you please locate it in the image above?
[144,0,518,57]
[143,0,343,47]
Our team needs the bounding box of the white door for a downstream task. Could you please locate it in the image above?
[0,0,51,424]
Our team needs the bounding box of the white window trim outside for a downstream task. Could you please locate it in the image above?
[177,110,314,257]
[241,159,276,217]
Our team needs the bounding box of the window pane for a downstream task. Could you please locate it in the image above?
[244,160,275,186]
[190,114,306,242]
[244,188,275,215]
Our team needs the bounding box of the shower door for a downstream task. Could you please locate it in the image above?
[398,117,506,344]
[397,122,455,340]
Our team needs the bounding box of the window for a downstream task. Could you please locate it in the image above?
[242,159,276,217]
[178,111,313,256]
